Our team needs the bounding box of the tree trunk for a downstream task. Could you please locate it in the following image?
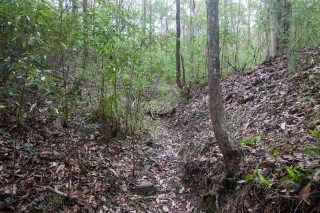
[206,0,241,175]
[83,0,88,68]
[247,0,251,45]
[181,54,186,84]
[165,0,169,37]
[277,0,292,55]
[176,0,190,97]
[189,0,195,81]
[267,0,292,58]
[142,0,147,35]
[176,0,183,90]
[267,0,277,58]
[149,0,153,71]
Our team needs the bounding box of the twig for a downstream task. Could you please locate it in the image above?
[254,188,266,208]
[294,198,304,213]
[43,186,68,197]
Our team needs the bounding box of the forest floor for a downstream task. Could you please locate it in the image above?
[1,46,320,212]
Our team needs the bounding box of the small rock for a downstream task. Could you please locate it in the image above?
[143,164,151,172]
[129,180,156,194]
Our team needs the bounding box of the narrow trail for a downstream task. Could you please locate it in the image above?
[143,117,198,212]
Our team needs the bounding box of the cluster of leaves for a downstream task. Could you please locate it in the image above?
[302,129,320,156]
[0,0,165,139]
[238,130,320,189]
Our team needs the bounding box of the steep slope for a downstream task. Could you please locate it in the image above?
[168,45,320,212]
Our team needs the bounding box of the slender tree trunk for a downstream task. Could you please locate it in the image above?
[247,0,251,45]
[59,0,69,128]
[267,0,292,58]
[278,0,292,55]
[189,0,195,80]
[181,54,186,84]
[165,0,168,37]
[235,0,241,68]
[206,0,241,174]
[142,0,147,35]
[83,0,88,68]
[176,0,183,90]
[267,0,277,58]
[149,0,153,70]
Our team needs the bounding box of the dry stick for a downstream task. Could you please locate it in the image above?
[12,65,29,200]
[215,193,219,210]
[66,130,72,198]
[294,198,305,213]
[42,186,83,205]
[254,188,267,208]
[11,139,17,202]
[181,54,186,85]
[132,138,136,177]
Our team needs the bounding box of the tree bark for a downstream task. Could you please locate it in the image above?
[189,0,195,80]
[176,0,183,90]
[176,0,190,97]
[206,0,241,174]
[247,0,251,45]
[142,0,147,35]
[267,0,292,58]
[267,0,277,58]
[83,0,88,68]
[277,0,292,55]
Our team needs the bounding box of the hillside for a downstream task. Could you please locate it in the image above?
[1,47,320,212]
[167,45,320,212]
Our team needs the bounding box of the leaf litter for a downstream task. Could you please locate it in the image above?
[0,45,320,212]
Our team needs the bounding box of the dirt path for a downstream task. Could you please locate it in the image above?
[133,117,198,212]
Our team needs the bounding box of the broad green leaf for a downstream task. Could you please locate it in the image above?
[245,174,253,182]
[285,166,300,183]
[251,135,262,143]
[272,149,280,157]
[286,166,296,178]
[259,177,271,185]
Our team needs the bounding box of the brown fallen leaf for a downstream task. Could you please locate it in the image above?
[299,185,310,202]
[4,184,17,195]
[186,201,194,213]
[83,188,91,195]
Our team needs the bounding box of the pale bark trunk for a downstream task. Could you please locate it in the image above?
[190,0,195,80]
[206,0,241,174]
[83,0,88,68]
[278,0,292,55]
[247,0,251,45]
[268,0,277,57]
[267,0,292,58]
[176,0,183,90]
[165,0,168,37]
[142,0,147,35]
